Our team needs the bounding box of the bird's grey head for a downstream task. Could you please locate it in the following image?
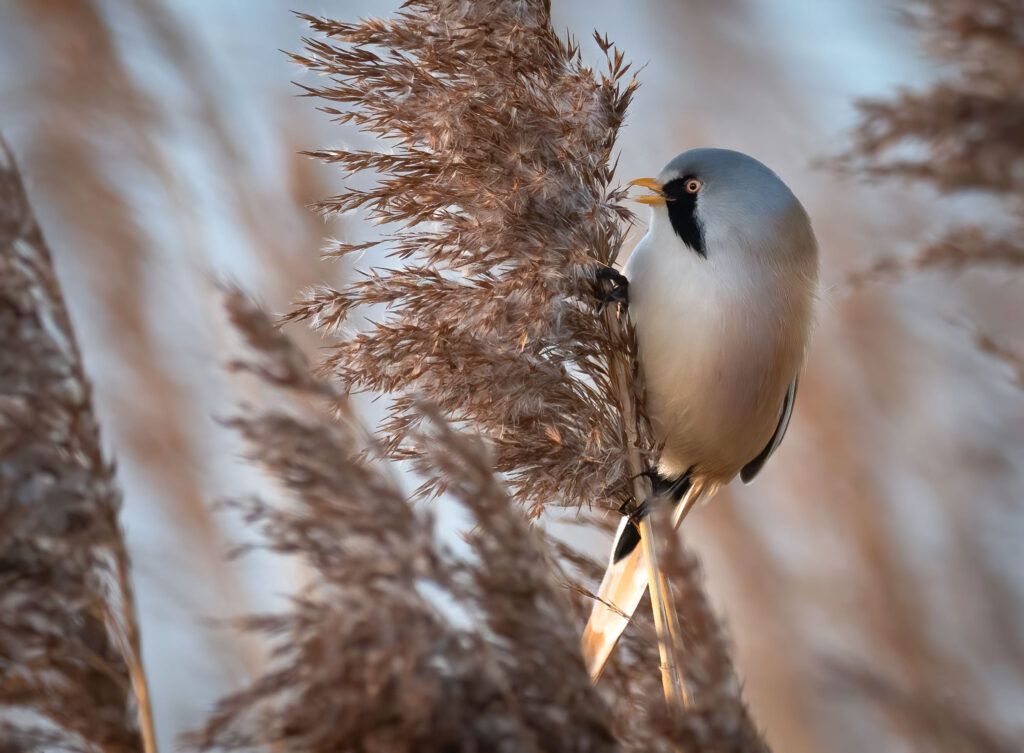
[631,148,815,264]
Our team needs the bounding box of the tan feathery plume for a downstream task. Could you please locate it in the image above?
[286,2,653,519]
[188,288,618,752]
[198,288,768,750]
[836,0,1024,194]
[0,135,155,752]
[191,0,776,742]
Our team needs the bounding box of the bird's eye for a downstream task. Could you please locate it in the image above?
[684,179,702,194]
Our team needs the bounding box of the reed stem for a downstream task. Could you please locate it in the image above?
[602,300,688,717]
[114,552,158,753]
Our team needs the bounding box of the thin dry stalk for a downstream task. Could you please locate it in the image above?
[637,515,688,715]
[600,297,687,713]
[0,135,154,752]
[652,519,769,753]
[590,506,769,752]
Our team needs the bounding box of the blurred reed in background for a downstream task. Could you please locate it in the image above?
[0,0,343,740]
[0,134,150,753]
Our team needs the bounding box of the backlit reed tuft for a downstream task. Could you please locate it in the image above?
[286,1,652,518]
[189,288,618,753]
[195,289,770,751]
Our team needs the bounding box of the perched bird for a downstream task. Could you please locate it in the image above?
[583,148,819,680]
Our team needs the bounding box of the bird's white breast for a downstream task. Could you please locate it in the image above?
[625,213,812,481]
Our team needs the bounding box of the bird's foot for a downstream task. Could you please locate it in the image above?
[620,469,692,514]
[593,265,629,312]
[611,470,692,563]
[627,499,649,524]
[655,471,693,503]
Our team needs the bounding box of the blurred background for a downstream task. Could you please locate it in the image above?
[1,1,1021,751]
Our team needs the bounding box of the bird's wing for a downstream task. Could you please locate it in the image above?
[740,377,798,484]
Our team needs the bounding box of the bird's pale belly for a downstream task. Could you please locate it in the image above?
[640,319,786,480]
[626,243,800,482]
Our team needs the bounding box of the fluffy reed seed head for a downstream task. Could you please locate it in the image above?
[190,288,618,752]
[286,1,653,518]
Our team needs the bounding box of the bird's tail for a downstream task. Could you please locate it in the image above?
[581,514,651,680]
[581,481,706,681]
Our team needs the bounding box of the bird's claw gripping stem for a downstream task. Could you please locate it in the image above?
[627,499,649,524]
[594,265,629,311]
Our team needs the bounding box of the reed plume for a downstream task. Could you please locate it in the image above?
[0,136,153,752]
[287,1,652,518]
[594,511,769,753]
[287,0,699,704]
[190,288,618,752]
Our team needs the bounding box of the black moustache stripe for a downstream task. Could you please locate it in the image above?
[662,177,706,257]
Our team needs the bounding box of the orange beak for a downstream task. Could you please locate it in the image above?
[628,177,666,205]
